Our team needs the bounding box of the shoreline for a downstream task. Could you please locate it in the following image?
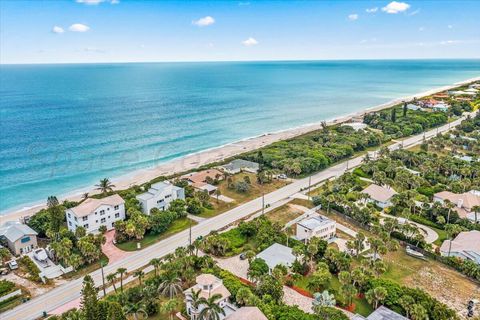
[1,76,479,224]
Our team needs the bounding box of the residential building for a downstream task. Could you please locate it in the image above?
[361,184,398,209]
[226,307,268,320]
[341,122,368,131]
[440,230,480,264]
[406,103,423,111]
[65,194,125,234]
[182,169,223,194]
[184,274,235,320]
[221,159,260,174]
[256,243,296,272]
[296,215,336,242]
[352,306,408,320]
[432,102,449,112]
[0,221,38,255]
[136,181,185,214]
[432,93,449,99]
[433,190,480,222]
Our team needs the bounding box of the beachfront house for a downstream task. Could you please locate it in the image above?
[433,190,480,222]
[136,181,185,214]
[65,194,126,234]
[361,184,398,209]
[341,122,368,131]
[220,159,260,174]
[406,103,424,111]
[256,243,296,272]
[184,274,235,319]
[225,307,268,320]
[0,221,38,256]
[432,102,449,112]
[296,215,336,243]
[352,306,408,320]
[440,230,480,264]
[182,169,223,194]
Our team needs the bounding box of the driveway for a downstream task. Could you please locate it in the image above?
[214,254,249,279]
[380,213,438,244]
[102,230,133,263]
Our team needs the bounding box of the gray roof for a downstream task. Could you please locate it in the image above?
[297,216,333,230]
[0,221,38,243]
[136,181,181,201]
[256,243,296,270]
[366,306,408,320]
[222,159,259,172]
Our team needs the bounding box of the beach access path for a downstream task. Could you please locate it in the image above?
[2,111,476,320]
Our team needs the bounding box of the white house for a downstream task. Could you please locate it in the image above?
[361,184,398,209]
[136,181,185,214]
[352,306,407,320]
[406,103,424,111]
[341,122,368,131]
[296,215,336,242]
[432,102,449,112]
[184,274,235,320]
[440,230,480,264]
[65,194,125,234]
[433,190,480,221]
[256,243,296,272]
[221,159,260,174]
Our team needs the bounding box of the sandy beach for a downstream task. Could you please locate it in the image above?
[1,76,479,225]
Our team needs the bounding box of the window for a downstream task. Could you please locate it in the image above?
[101,218,106,223]
[74,217,78,221]
[84,224,89,229]
[165,194,171,199]
[68,221,72,226]
[115,213,120,218]
[67,213,71,218]
[21,237,31,243]
[100,210,105,215]
[96,220,98,223]
[82,216,88,221]
[114,205,119,210]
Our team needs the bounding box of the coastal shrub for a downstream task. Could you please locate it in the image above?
[0,280,16,297]
[18,256,42,282]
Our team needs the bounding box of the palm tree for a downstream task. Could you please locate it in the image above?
[214,189,222,203]
[445,224,463,256]
[198,294,225,320]
[158,275,182,299]
[312,290,336,308]
[188,289,203,318]
[472,205,480,224]
[150,258,162,277]
[366,286,387,309]
[82,193,89,201]
[47,196,59,208]
[117,267,127,292]
[409,304,428,320]
[134,270,145,286]
[106,273,118,293]
[124,302,148,320]
[443,199,455,224]
[96,178,115,194]
[160,299,179,320]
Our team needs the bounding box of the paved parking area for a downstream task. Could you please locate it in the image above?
[214,254,249,279]
[102,230,133,263]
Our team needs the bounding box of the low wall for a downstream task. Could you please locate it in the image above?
[0,289,22,303]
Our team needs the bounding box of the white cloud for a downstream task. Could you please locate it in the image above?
[348,13,359,21]
[242,37,258,47]
[52,26,65,34]
[382,1,410,14]
[448,25,453,29]
[69,23,90,32]
[192,16,215,27]
[111,0,119,4]
[76,0,104,4]
[366,7,378,13]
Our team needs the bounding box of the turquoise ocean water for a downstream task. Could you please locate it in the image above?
[1,60,479,213]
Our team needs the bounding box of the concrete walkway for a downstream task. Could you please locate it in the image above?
[102,230,133,263]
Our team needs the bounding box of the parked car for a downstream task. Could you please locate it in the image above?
[7,260,18,270]
[278,174,287,179]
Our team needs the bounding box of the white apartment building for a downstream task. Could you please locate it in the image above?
[296,215,336,242]
[66,194,125,234]
[136,181,185,215]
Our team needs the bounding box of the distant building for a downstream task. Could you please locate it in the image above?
[182,169,224,194]
[406,103,423,111]
[352,306,408,320]
[433,190,480,221]
[440,230,480,264]
[296,215,336,242]
[432,93,449,99]
[221,159,260,174]
[432,102,449,112]
[65,194,125,234]
[184,274,235,319]
[342,122,368,131]
[136,181,185,214]
[361,184,398,209]
[0,221,38,255]
[256,243,296,272]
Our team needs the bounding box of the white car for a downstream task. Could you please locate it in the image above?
[7,260,18,270]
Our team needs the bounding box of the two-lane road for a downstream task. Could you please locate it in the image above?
[3,111,475,320]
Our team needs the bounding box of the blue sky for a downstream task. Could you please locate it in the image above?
[1,0,479,64]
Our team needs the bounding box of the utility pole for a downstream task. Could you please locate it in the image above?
[189,219,192,247]
[308,176,312,201]
[100,261,106,297]
[262,192,265,215]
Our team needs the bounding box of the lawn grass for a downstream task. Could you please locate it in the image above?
[289,198,315,209]
[265,204,303,226]
[198,199,235,218]
[63,254,109,280]
[116,218,197,252]
[432,226,448,246]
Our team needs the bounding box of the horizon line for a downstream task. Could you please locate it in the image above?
[2,57,480,66]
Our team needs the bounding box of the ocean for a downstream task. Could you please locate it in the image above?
[1,60,479,213]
